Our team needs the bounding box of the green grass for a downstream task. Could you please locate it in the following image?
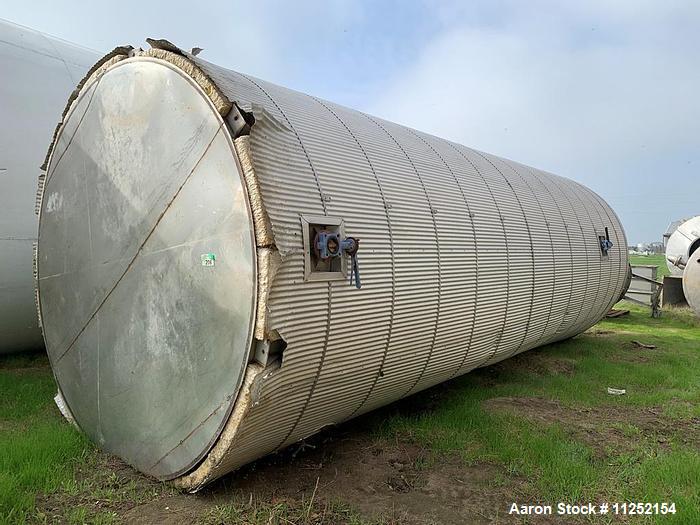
[372,302,700,523]
[629,253,670,279]
[201,499,373,525]
[0,353,91,524]
[1,302,698,523]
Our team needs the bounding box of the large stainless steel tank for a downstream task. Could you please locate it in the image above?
[0,19,98,353]
[36,41,629,489]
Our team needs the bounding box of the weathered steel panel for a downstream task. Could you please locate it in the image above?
[38,58,256,479]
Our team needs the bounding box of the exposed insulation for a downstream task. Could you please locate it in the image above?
[36,53,128,217]
[172,363,265,491]
[234,136,274,247]
[32,242,42,331]
[54,390,78,429]
[40,48,132,172]
[139,48,232,117]
[254,248,281,341]
[34,174,44,216]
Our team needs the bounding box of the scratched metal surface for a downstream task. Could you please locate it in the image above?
[0,19,98,353]
[39,48,628,486]
[37,59,256,479]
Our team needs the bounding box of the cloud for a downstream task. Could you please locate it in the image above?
[4,0,697,242]
[366,1,700,242]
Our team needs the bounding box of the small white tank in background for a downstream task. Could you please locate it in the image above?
[664,215,700,276]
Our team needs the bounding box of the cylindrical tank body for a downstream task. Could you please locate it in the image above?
[665,216,700,276]
[0,19,98,353]
[683,247,700,316]
[37,43,629,489]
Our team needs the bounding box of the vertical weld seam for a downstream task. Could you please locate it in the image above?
[571,183,604,328]
[233,73,333,450]
[279,282,333,448]
[448,143,510,369]
[588,189,625,308]
[236,74,328,216]
[523,166,575,342]
[96,314,101,439]
[604,192,628,279]
[549,177,591,337]
[54,122,226,364]
[44,73,104,187]
[578,186,617,321]
[310,98,397,418]
[40,31,80,84]
[585,186,626,309]
[474,152,536,365]
[564,180,603,335]
[408,131,480,382]
[363,115,442,398]
[499,160,554,358]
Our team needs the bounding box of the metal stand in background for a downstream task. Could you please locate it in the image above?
[662,275,688,308]
[625,265,663,318]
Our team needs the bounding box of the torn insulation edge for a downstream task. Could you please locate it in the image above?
[54,390,78,429]
[255,248,281,341]
[35,174,44,215]
[38,45,282,486]
[32,242,42,332]
[37,53,130,222]
[234,136,274,248]
[36,49,132,345]
[140,48,232,117]
[172,363,265,492]
[41,48,132,172]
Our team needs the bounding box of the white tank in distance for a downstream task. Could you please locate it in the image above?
[0,19,99,353]
[664,216,700,276]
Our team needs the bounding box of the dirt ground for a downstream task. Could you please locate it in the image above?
[484,397,700,459]
[38,421,543,524]
[33,344,698,524]
[32,356,592,524]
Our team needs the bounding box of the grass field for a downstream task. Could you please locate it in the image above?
[629,253,670,279]
[1,301,698,524]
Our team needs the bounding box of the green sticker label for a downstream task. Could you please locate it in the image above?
[201,253,216,267]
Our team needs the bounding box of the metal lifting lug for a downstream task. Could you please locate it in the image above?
[313,231,361,289]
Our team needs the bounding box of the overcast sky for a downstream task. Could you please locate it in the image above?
[5,0,698,244]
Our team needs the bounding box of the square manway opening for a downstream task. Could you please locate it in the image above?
[301,214,347,281]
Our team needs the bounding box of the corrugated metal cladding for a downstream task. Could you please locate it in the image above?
[181,53,627,487]
[42,45,628,489]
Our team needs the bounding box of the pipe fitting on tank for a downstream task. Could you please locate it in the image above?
[667,254,686,270]
[313,231,361,289]
[599,227,613,255]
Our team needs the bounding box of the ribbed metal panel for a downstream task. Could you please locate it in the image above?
[184,53,628,484]
[40,47,629,487]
